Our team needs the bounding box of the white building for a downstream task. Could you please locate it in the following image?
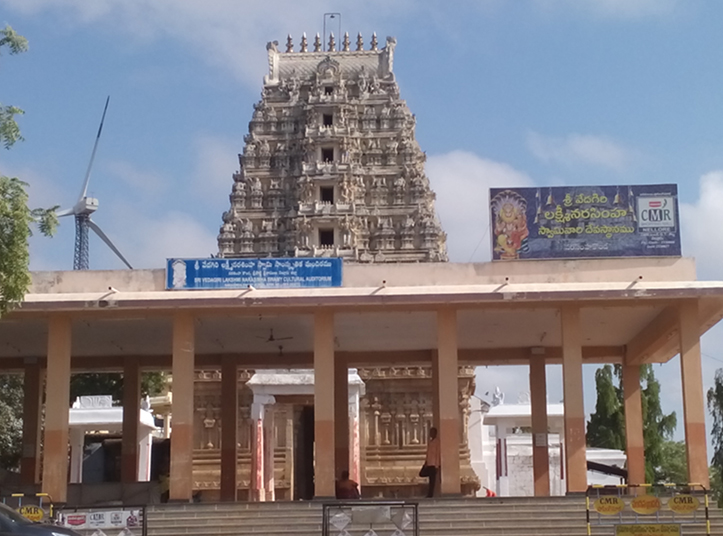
[469,396,626,496]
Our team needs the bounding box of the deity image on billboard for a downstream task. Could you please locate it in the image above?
[489,184,681,261]
[491,190,530,260]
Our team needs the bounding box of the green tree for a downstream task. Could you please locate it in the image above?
[0,374,24,470]
[587,365,625,450]
[655,440,687,484]
[707,369,723,501]
[641,365,677,482]
[0,25,57,316]
[587,364,678,483]
[70,372,168,404]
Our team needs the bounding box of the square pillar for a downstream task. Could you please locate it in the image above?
[678,300,710,487]
[434,308,461,495]
[170,312,195,501]
[263,406,275,501]
[284,406,295,499]
[220,356,238,502]
[529,356,550,496]
[250,398,265,501]
[349,384,362,486]
[69,428,85,483]
[560,305,587,493]
[121,356,141,483]
[334,359,349,479]
[21,360,43,485]
[42,315,72,502]
[622,363,645,485]
[495,426,509,496]
[314,310,336,498]
[250,395,274,502]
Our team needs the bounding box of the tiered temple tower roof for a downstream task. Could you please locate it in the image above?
[218,32,447,262]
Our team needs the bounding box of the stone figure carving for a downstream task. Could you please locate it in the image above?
[340,176,354,203]
[258,139,271,156]
[491,387,505,407]
[339,215,354,247]
[296,216,313,247]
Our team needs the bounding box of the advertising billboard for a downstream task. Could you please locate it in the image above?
[166,258,343,290]
[489,184,681,261]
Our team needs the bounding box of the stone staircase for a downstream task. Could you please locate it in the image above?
[145,496,723,536]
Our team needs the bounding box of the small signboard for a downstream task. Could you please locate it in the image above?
[58,509,141,531]
[615,524,680,536]
[489,184,681,260]
[166,258,343,290]
[17,505,44,522]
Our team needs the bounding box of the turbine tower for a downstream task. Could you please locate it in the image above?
[56,97,133,270]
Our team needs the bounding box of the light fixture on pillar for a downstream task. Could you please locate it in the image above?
[97,286,119,308]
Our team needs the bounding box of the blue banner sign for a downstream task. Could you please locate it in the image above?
[489,184,681,260]
[166,258,343,290]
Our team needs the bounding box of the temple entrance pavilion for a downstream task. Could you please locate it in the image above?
[2,257,721,503]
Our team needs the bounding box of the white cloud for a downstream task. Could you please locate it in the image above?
[2,0,412,87]
[191,134,243,208]
[426,150,534,263]
[535,0,679,19]
[94,208,217,269]
[527,131,637,172]
[105,160,169,196]
[680,171,723,281]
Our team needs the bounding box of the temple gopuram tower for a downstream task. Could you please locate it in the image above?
[194,33,478,501]
[217,32,447,263]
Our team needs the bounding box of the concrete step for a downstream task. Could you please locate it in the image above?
[145,498,722,536]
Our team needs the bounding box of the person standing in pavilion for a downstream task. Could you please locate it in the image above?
[424,427,441,498]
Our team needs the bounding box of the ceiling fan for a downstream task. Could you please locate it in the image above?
[257,328,293,343]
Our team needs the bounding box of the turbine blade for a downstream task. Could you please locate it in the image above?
[87,219,133,269]
[55,208,75,217]
[78,95,110,201]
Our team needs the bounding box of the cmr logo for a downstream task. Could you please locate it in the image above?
[637,196,676,228]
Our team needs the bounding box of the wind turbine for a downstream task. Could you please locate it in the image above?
[56,96,133,270]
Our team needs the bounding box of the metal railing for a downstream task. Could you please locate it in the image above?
[586,483,710,536]
[322,500,419,536]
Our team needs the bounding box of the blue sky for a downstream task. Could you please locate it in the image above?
[2,0,723,446]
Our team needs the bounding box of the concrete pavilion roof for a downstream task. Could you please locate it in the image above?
[2,258,723,371]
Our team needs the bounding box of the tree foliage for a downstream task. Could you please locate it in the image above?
[1,25,28,149]
[640,365,677,482]
[71,372,168,404]
[707,369,723,501]
[0,25,58,316]
[587,364,679,483]
[0,374,24,470]
[587,365,625,450]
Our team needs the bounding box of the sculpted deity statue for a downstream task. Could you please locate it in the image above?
[340,176,354,203]
[357,67,370,96]
[339,215,354,247]
[244,140,257,156]
[258,139,271,156]
[250,177,263,192]
[295,216,313,247]
[240,219,254,237]
[298,175,314,203]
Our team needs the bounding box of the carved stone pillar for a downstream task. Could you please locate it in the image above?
[250,394,274,501]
